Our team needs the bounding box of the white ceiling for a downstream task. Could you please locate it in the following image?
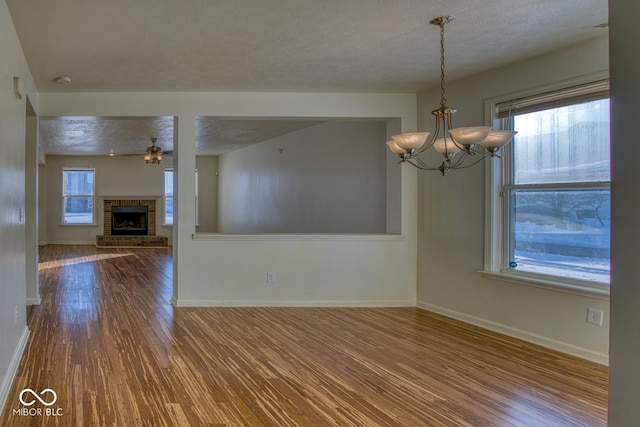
[8,0,608,155]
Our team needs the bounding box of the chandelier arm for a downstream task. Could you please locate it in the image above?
[447,152,469,169]
[412,155,440,170]
[416,116,441,156]
[445,113,466,152]
[405,159,440,171]
[451,153,491,170]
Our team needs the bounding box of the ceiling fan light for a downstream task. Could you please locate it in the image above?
[391,132,430,150]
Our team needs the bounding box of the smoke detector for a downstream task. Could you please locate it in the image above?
[54,76,71,84]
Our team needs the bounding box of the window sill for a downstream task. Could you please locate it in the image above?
[61,223,97,226]
[479,270,609,300]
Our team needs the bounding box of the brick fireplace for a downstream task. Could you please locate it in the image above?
[96,199,168,247]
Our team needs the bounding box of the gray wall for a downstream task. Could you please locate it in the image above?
[416,36,610,363]
[195,155,218,232]
[0,0,35,412]
[217,121,388,233]
[608,0,640,423]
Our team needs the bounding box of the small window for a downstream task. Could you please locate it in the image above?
[62,168,95,224]
[164,168,198,226]
[164,168,174,225]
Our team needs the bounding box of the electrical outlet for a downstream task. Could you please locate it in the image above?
[267,272,275,284]
[587,308,604,326]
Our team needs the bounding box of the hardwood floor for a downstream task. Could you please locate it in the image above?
[1,245,607,426]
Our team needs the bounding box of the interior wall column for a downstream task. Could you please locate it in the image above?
[172,115,197,305]
[608,0,640,424]
[25,99,39,305]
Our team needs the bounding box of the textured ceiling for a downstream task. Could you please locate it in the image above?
[9,0,608,156]
[38,116,325,156]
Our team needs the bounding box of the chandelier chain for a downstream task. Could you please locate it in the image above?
[439,20,446,108]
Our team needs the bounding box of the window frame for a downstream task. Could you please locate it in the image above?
[163,168,174,226]
[61,167,96,225]
[482,73,610,298]
[163,167,199,227]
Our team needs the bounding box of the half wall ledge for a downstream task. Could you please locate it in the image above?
[191,233,406,242]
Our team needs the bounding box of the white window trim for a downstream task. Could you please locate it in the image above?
[163,168,199,227]
[481,71,610,298]
[163,167,173,227]
[61,167,97,226]
[195,168,199,227]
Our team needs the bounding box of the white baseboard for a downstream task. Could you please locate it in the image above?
[0,326,30,415]
[38,242,47,246]
[174,299,416,308]
[417,301,608,366]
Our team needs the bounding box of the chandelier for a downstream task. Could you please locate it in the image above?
[144,137,163,164]
[386,16,516,175]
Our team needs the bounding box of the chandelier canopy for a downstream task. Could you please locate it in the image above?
[144,137,163,164]
[386,16,516,175]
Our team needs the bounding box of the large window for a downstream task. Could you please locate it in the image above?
[486,79,610,293]
[62,168,95,224]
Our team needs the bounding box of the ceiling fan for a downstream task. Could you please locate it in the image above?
[110,137,173,163]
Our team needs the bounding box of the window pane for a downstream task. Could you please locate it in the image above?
[509,189,610,283]
[63,170,94,195]
[164,169,173,196]
[513,99,610,184]
[165,196,173,225]
[63,197,94,224]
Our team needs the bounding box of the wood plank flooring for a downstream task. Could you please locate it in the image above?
[1,245,607,426]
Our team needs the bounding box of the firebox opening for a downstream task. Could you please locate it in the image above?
[111,206,148,235]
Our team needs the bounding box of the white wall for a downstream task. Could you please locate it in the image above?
[37,92,418,307]
[218,121,387,233]
[43,155,174,244]
[608,0,640,423]
[195,155,218,233]
[416,36,610,364]
[0,0,36,413]
[24,101,39,305]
